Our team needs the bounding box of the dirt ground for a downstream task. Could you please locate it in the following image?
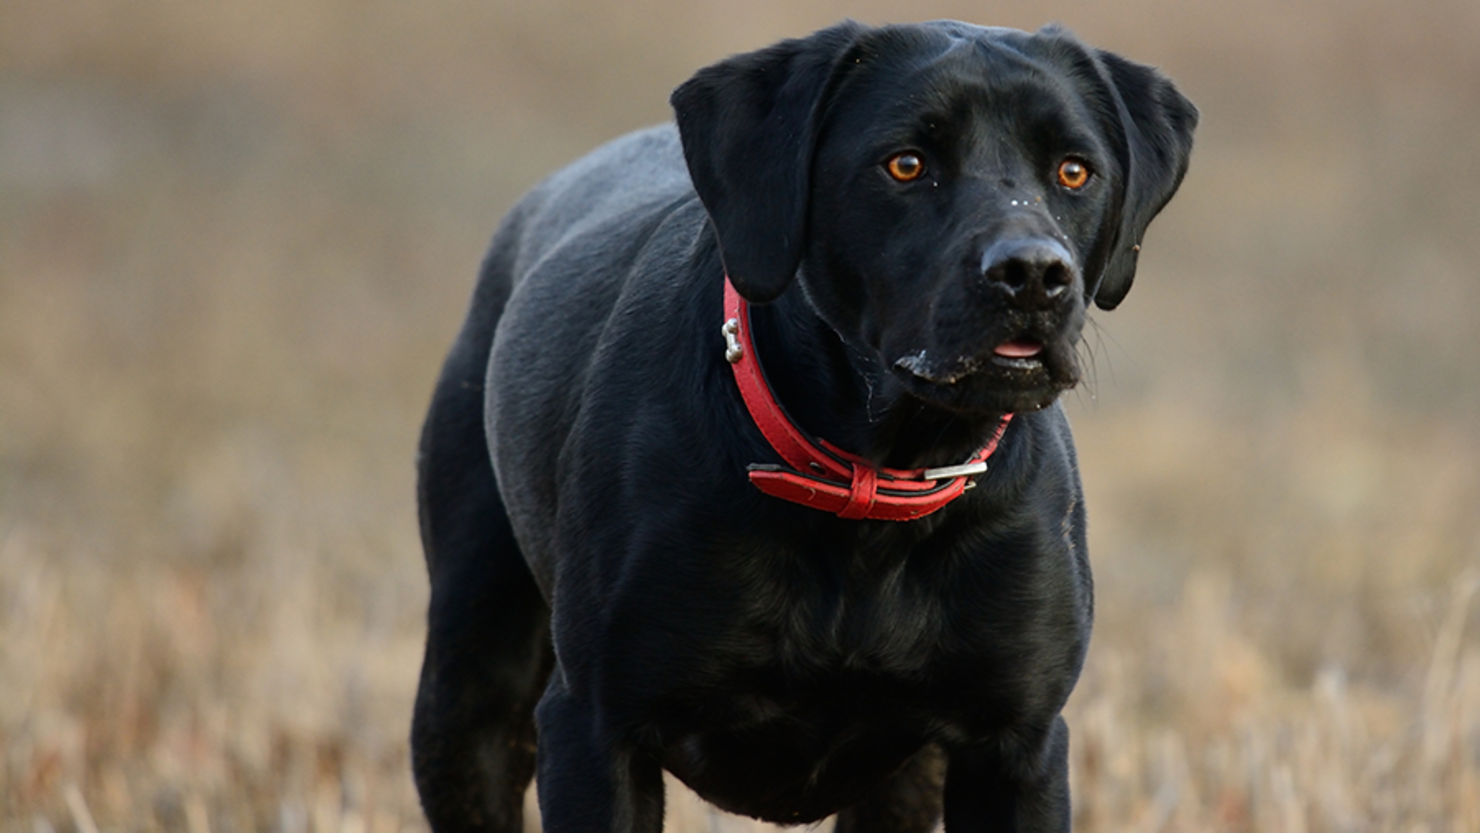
[2,0,1477,830]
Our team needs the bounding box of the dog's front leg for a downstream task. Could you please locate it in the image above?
[942,716,1071,832]
[534,671,664,832]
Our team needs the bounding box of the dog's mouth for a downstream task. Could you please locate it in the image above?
[989,338,1045,369]
[889,334,1076,414]
[893,337,1048,383]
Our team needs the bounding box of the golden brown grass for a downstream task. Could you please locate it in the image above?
[2,0,1478,830]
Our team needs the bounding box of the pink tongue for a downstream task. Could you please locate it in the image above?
[994,340,1043,359]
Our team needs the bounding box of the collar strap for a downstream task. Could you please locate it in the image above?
[723,276,1012,521]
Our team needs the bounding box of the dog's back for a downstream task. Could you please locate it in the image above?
[411,124,716,829]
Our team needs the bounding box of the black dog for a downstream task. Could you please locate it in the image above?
[412,20,1195,832]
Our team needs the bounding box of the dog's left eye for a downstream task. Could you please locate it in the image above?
[885,153,926,182]
[1056,158,1092,190]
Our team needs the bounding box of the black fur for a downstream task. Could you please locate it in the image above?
[412,20,1196,832]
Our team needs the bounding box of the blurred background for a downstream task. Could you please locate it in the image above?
[2,0,1477,830]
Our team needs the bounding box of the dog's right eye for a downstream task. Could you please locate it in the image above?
[885,153,926,183]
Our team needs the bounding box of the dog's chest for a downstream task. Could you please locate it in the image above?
[654,540,1027,734]
[731,535,959,673]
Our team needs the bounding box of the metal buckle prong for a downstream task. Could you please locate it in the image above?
[921,461,988,481]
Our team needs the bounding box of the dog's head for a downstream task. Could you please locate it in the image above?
[673,21,1197,416]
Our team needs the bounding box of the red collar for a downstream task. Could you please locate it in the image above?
[723,276,1012,521]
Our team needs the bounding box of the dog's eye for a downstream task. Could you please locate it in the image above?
[885,153,926,183]
[1056,158,1091,190]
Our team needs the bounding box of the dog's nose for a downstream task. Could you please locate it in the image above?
[981,238,1077,310]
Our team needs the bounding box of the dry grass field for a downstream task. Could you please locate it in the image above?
[2,0,1478,830]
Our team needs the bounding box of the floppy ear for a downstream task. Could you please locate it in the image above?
[670,22,866,303]
[1089,51,1198,310]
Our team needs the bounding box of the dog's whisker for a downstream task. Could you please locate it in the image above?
[1076,322,1103,403]
[1082,313,1133,399]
